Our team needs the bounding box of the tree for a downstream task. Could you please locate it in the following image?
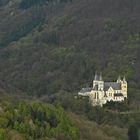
[128,124,139,140]
[0,128,7,140]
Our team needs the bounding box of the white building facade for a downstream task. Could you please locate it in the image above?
[78,73,127,106]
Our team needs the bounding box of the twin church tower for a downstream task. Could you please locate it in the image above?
[78,73,127,106]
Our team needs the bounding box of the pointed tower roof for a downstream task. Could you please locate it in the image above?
[99,73,103,81]
[123,76,127,83]
[94,72,98,81]
[94,72,103,81]
[117,75,121,83]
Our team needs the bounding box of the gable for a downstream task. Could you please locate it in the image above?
[104,82,121,91]
[107,86,114,91]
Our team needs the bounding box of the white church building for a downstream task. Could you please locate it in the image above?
[78,73,128,106]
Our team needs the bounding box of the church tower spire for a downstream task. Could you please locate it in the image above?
[117,75,121,83]
[94,72,98,81]
[121,75,127,98]
[93,71,104,91]
[99,72,103,81]
[123,75,126,83]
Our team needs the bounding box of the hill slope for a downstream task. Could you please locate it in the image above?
[0,0,140,102]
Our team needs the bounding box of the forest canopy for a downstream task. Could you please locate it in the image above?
[0,102,79,140]
[20,0,72,9]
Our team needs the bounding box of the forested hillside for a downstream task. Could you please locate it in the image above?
[0,102,80,140]
[0,0,140,100]
[0,0,140,99]
[0,0,140,139]
[0,100,131,140]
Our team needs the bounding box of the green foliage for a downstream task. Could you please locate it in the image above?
[70,112,128,140]
[0,0,140,100]
[128,124,139,140]
[20,0,72,9]
[125,34,140,49]
[20,0,48,9]
[53,15,76,30]
[0,102,79,140]
[0,17,44,47]
[0,117,8,128]
[44,30,60,45]
[48,92,140,131]
[0,0,140,139]
[103,100,130,112]
[0,128,7,140]
[103,19,127,31]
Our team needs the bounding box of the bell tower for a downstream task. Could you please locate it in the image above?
[121,76,127,98]
[93,72,104,91]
